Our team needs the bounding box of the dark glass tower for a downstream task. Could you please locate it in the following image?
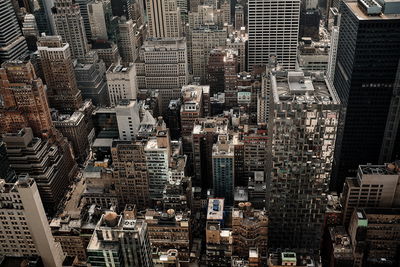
[332,0,400,191]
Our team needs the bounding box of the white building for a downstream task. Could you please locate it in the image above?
[145,129,171,200]
[106,64,138,106]
[146,0,182,38]
[0,175,65,267]
[116,99,141,140]
[247,0,300,71]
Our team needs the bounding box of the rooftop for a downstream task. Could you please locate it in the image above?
[347,1,400,20]
[207,198,224,220]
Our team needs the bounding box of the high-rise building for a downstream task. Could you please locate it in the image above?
[191,26,227,82]
[144,209,191,265]
[0,0,28,64]
[111,140,151,209]
[74,51,110,106]
[115,99,141,140]
[136,38,189,113]
[106,63,138,106]
[234,4,244,30]
[52,0,89,59]
[87,212,153,267]
[118,17,140,64]
[226,32,248,73]
[0,175,65,266]
[37,35,83,114]
[297,38,329,72]
[266,71,340,250]
[22,13,39,51]
[145,129,171,201]
[3,128,78,214]
[146,0,182,38]
[75,0,93,40]
[165,99,182,140]
[0,60,54,139]
[91,40,121,69]
[192,117,229,188]
[212,134,235,205]
[232,204,268,258]
[180,85,205,137]
[221,0,231,25]
[88,0,112,41]
[247,0,300,71]
[341,164,400,225]
[332,1,400,191]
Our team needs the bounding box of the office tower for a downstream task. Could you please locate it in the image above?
[37,35,83,114]
[348,208,400,266]
[136,38,188,113]
[332,1,400,191]
[3,128,78,214]
[163,155,191,211]
[176,0,188,24]
[53,112,90,162]
[145,209,191,264]
[165,99,182,139]
[0,142,14,181]
[322,226,354,267]
[92,107,119,138]
[0,175,65,266]
[232,203,268,258]
[145,129,171,201]
[0,0,28,64]
[111,140,151,209]
[247,171,267,209]
[87,212,153,267]
[146,0,182,38]
[207,48,238,107]
[0,60,53,139]
[227,33,248,73]
[127,0,145,26]
[192,118,229,188]
[118,17,140,64]
[266,71,340,250]
[180,85,205,138]
[299,8,321,40]
[221,0,230,24]
[205,198,233,266]
[22,14,39,50]
[212,135,235,205]
[74,0,92,40]
[88,0,112,41]
[74,51,110,106]
[341,164,400,225]
[33,0,54,35]
[52,0,89,59]
[191,27,227,82]
[297,38,329,72]
[234,4,244,30]
[243,126,268,184]
[247,0,300,71]
[116,99,140,140]
[326,8,340,85]
[106,63,137,106]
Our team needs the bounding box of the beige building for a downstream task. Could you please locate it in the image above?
[0,176,65,267]
[106,64,138,106]
[118,17,140,64]
[341,164,400,225]
[146,0,182,38]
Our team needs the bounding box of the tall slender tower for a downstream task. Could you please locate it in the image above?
[0,60,54,138]
[332,0,400,191]
[146,0,182,38]
[267,71,340,250]
[247,0,300,71]
[52,0,89,59]
[0,0,28,64]
[37,35,82,114]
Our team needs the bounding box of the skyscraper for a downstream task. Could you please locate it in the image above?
[0,175,65,266]
[266,71,340,250]
[0,60,53,139]
[106,63,138,106]
[52,0,89,59]
[247,0,300,71]
[37,35,83,114]
[332,0,400,191]
[118,17,140,64]
[146,0,182,38]
[0,0,28,64]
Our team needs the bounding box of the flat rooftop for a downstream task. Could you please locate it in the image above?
[207,198,224,220]
[271,71,340,105]
[346,1,400,20]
